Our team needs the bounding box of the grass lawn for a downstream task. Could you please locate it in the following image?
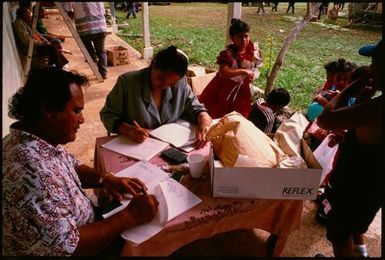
[112,2,381,112]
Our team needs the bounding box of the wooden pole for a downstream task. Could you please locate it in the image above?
[55,2,104,82]
[24,2,40,83]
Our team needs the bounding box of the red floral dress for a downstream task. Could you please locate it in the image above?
[199,41,261,119]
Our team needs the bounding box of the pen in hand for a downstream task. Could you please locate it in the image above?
[133,120,142,129]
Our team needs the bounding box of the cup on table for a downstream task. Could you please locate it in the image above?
[187,153,205,178]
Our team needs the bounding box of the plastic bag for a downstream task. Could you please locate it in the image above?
[207,112,285,167]
[313,134,339,185]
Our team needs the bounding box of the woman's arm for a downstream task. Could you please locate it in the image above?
[195,111,212,148]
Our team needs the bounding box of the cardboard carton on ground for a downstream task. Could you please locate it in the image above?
[209,139,322,200]
[107,46,129,66]
[186,65,216,96]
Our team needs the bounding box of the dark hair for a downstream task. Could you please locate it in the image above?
[229,18,250,37]
[18,0,32,9]
[266,88,291,107]
[8,67,89,122]
[324,60,339,74]
[351,65,370,82]
[151,46,188,77]
[16,6,30,19]
[335,58,357,74]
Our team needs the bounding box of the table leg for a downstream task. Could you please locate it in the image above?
[266,234,288,257]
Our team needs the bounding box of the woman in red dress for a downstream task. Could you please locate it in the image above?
[199,18,262,119]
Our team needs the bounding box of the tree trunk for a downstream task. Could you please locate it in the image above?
[265,2,322,94]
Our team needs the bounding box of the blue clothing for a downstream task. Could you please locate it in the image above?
[100,67,207,132]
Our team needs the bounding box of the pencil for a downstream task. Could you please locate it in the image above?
[133,120,142,130]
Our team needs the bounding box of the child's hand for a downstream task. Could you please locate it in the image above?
[243,70,255,81]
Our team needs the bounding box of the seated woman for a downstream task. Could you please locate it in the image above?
[13,5,68,69]
[100,46,212,149]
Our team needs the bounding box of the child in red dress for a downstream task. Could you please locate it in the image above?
[199,18,262,119]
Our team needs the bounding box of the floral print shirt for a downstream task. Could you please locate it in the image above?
[2,125,95,256]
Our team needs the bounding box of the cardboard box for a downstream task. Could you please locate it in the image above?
[188,72,216,96]
[107,46,129,66]
[186,65,216,96]
[209,139,322,200]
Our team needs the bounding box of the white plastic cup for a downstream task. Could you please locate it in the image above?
[187,153,205,178]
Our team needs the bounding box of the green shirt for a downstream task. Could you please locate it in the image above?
[100,67,207,133]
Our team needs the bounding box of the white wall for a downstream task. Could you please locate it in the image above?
[2,2,24,137]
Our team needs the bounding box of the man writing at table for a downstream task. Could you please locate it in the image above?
[99,45,212,149]
[2,67,159,256]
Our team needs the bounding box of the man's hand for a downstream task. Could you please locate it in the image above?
[103,175,148,201]
[125,194,159,225]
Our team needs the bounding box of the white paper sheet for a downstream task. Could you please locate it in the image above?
[159,178,202,221]
[121,185,168,245]
[101,135,168,161]
[150,120,196,152]
[102,161,201,245]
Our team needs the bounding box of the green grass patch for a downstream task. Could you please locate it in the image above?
[113,2,381,112]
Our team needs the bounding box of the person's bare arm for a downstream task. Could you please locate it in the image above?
[73,194,158,255]
[194,111,212,149]
[218,63,254,81]
[317,73,379,131]
[75,164,148,200]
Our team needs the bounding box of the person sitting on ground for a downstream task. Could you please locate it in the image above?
[33,4,66,47]
[100,45,212,149]
[2,67,159,256]
[199,18,263,119]
[313,58,357,107]
[248,87,290,134]
[305,60,358,150]
[13,5,69,69]
[316,39,383,257]
[321,59,339,91]
[307,58,356,122]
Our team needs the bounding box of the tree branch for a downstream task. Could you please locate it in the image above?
[265,2,322,94]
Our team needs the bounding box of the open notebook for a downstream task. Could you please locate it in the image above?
[150,119,197,152]
[101,160,202,245]
[101,135,169,161]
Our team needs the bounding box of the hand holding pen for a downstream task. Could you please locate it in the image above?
[131,120,149,143]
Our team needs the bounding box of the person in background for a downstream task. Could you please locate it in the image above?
[2,67,159,256]
[307,58,356,121]
[248,87,290,134]
[126,2,137,19]
[64,2,108,79]
[317,39,384,257]
[100,45,212,149]
[286,0,295,14]
[321,60,339,91]
[13,4,69,69]
[256,2,266,15]
[33,4,66,48]
[199,18,262,119]
[271,1,279,12]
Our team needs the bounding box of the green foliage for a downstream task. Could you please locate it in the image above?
[114,3,381,112]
